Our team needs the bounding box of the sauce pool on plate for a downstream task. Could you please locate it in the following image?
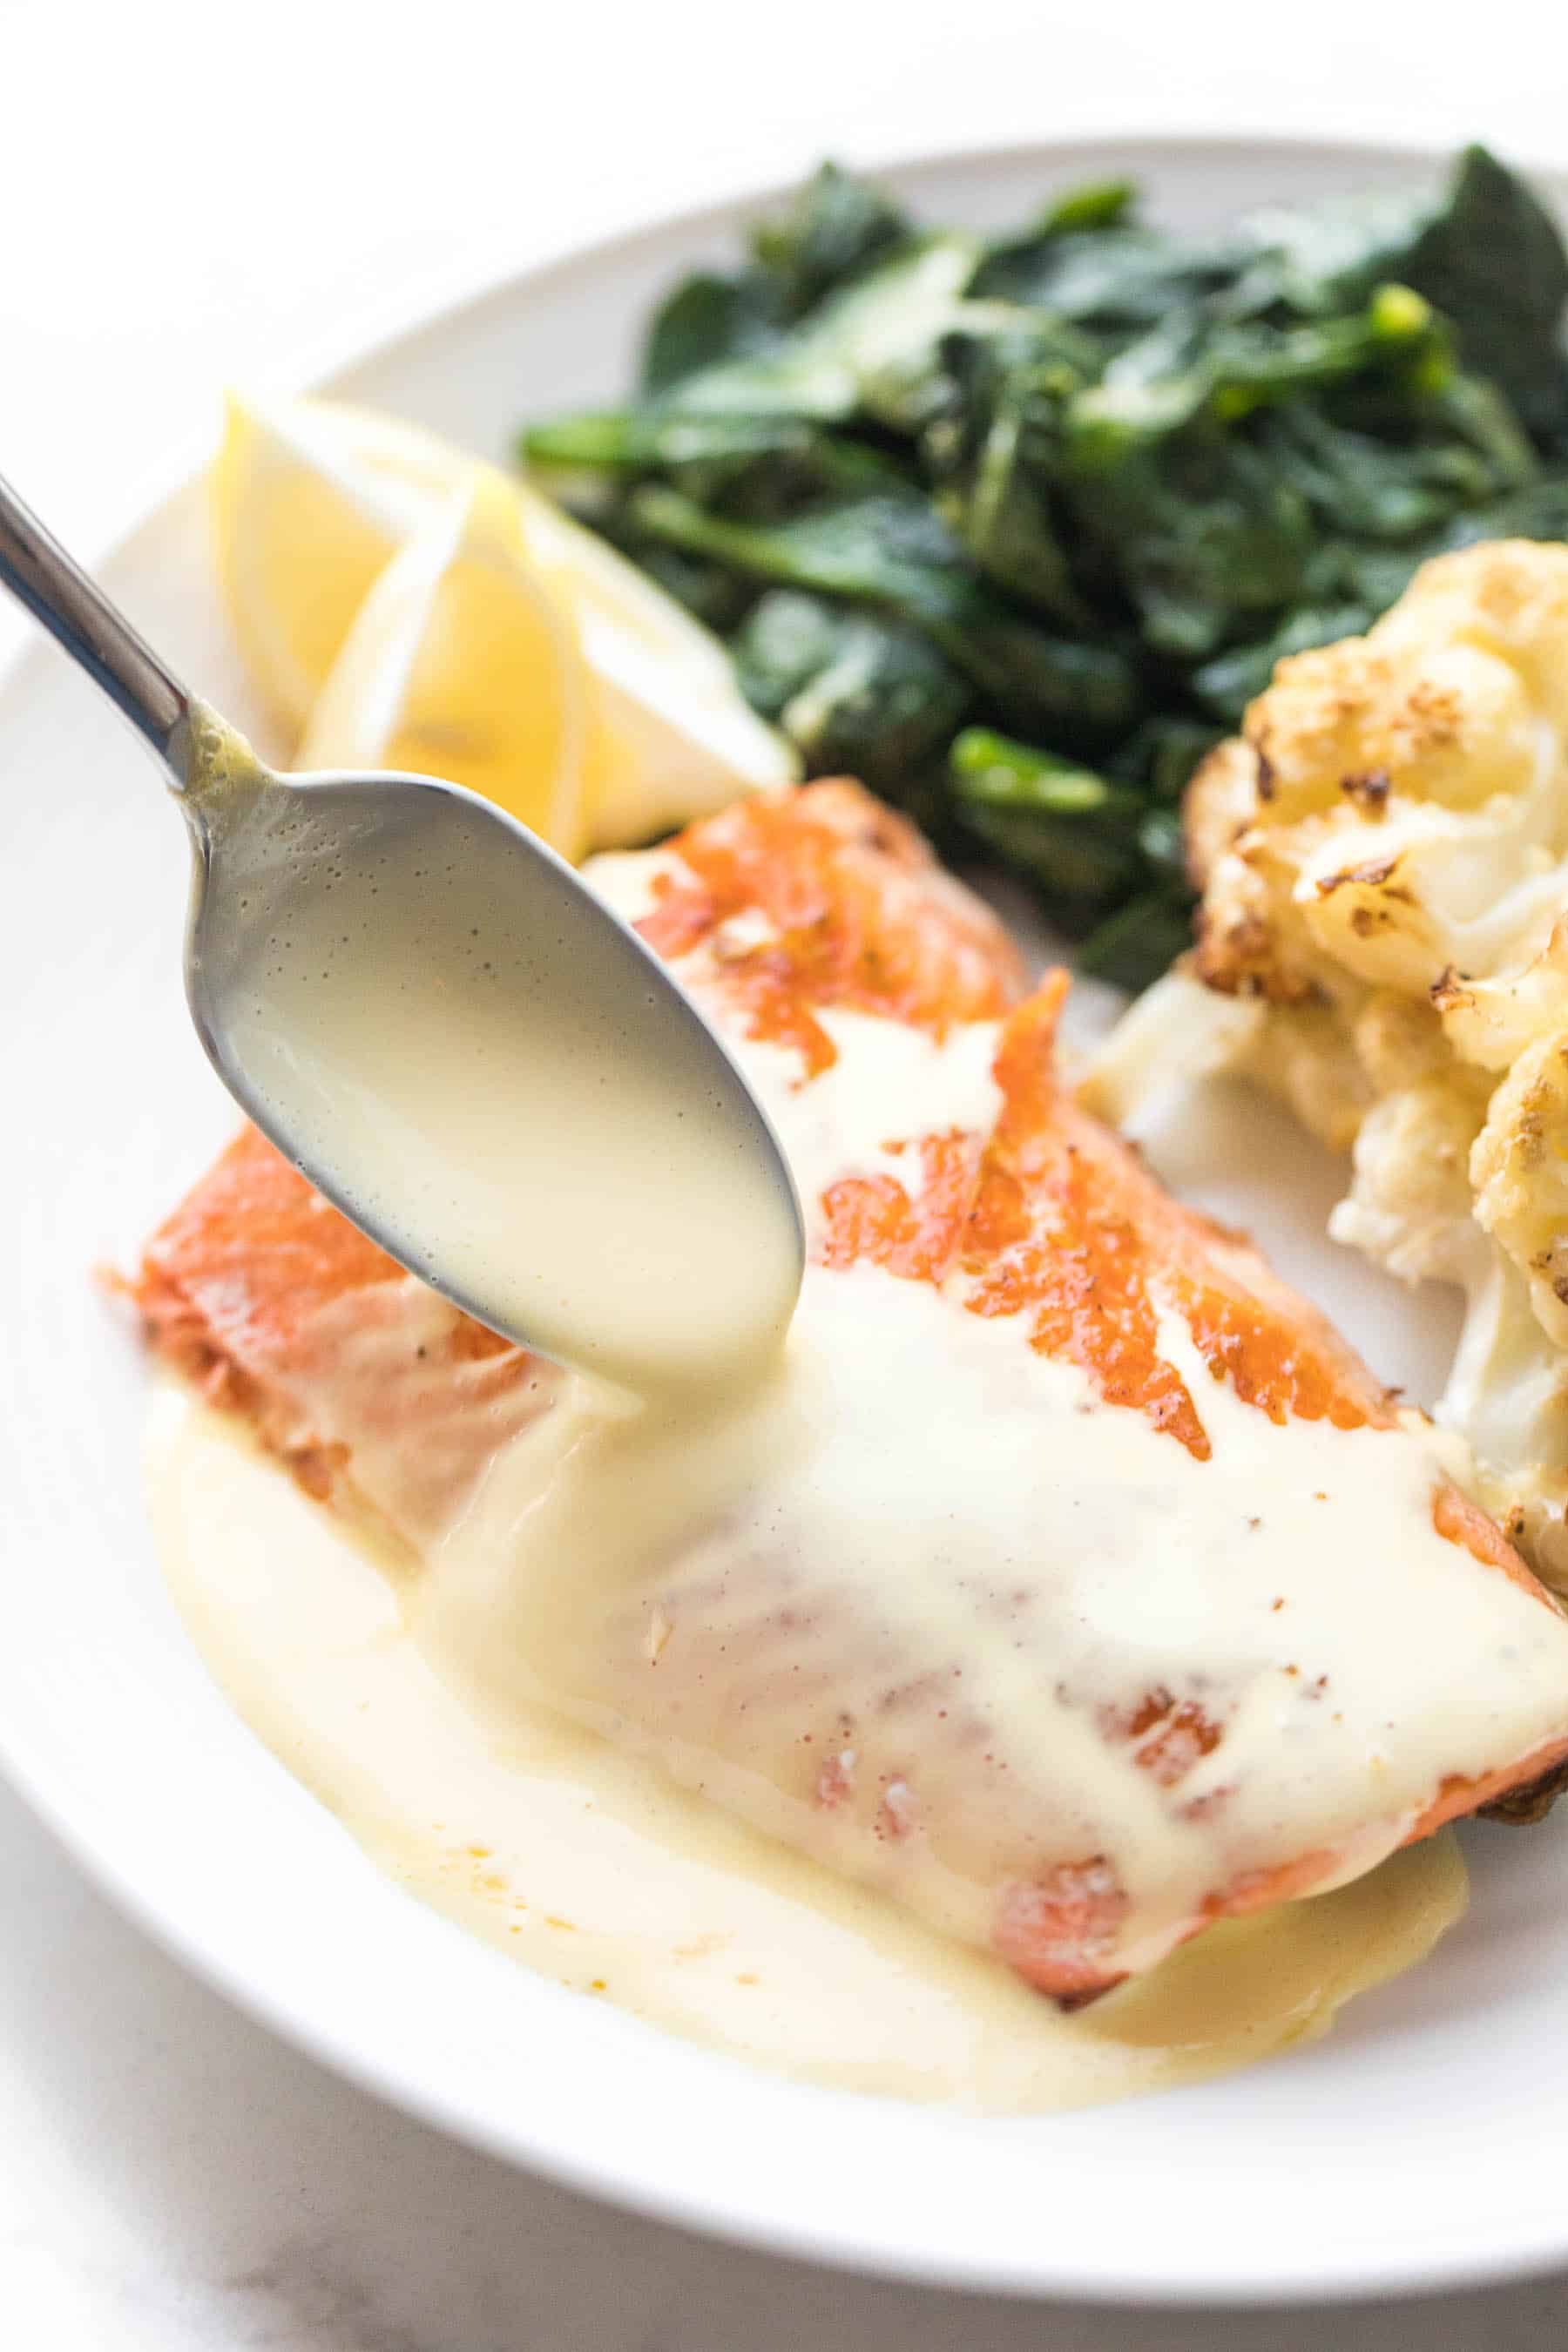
[147,1379,1466,2112]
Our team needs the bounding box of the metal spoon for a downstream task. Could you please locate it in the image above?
[0,471,805,1391]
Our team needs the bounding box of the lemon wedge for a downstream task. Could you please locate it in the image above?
[211,394,475,732]
[297,473,585,856]
[212,391,796,851]
[514,477,800,843]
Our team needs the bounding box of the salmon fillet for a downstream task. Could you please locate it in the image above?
[132,780,1568,2001]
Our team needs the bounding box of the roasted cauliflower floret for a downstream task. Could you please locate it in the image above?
[1436,914,1568,1071]
[1381,544,1568,741]
[1329,1071,1492,1288]
[1096,538,1568,1586]
[1472,1033,1568,1350]
[1241,622,1540,826]
[1444,1260,1568,1588]
[1235,997,1375,1156]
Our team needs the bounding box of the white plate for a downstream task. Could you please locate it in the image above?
[4,134,1568,2309]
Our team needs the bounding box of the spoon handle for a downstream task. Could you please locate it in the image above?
[0,470,193,777]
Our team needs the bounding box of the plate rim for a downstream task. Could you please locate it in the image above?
[16,122,1568,642]
[7,126,1568,2310]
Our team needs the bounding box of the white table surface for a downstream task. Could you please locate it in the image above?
[10,1,1568,2340]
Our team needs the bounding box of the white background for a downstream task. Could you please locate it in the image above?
[7,0,1568,2340]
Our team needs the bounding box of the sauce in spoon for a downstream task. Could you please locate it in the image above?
[184,713,804,1393]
